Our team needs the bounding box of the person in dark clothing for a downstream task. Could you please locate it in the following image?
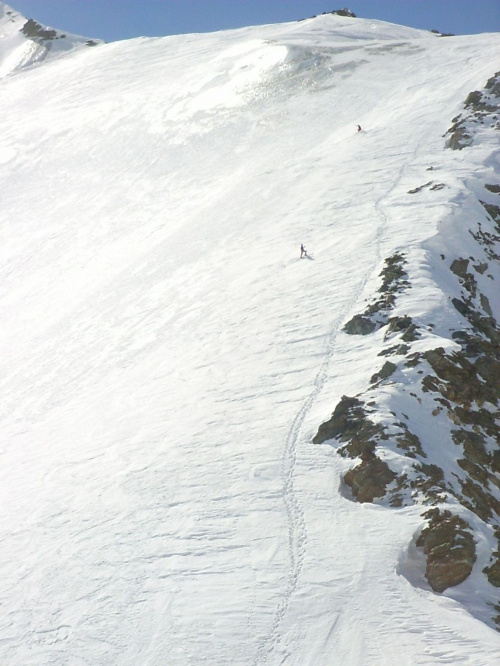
[300,244,307,258]
[357,124,362,132]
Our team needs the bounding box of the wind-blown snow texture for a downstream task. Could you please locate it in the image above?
[0,3,500,664]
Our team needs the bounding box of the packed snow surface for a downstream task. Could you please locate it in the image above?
[0,7,499,665]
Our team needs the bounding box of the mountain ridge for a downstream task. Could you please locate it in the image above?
[0,1,102,79]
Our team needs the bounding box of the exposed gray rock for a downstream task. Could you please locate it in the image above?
[343,253,410,336]
[343,315,376,335]
[408,181,433,193]
[416,509,476,593]
[450,257,470,279]
[484,529,500,587]
[445,72,500,149]
[465,91,483,109]
[447,123,473,150]
[21,18,57,40]
[370,361,397,384]
[329,8,356,18]
[481,201,500,230]
[312,396,383,451]
[385,315,419,341]
[396,427,425,459]
[344,456,397,503]
[378,344,410,357]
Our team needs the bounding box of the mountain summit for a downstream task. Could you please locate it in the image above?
[0,2,101,78]
[0,4,499,665]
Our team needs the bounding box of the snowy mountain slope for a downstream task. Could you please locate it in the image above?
[0,2,101,79]
[314,67,500,621]
[0,8,500,665]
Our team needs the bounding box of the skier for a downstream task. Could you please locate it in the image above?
[357,124,362,132]
[300,244,307,258]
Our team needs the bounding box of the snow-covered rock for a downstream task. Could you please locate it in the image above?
[0,2,102,78]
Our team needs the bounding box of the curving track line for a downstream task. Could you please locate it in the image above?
[254,123,438,664]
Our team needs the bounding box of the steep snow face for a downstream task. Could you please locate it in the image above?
[0,2,101,78]
[0,9,500,665]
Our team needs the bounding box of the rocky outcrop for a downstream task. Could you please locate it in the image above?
[344,456,396,502]
[20,18,99,47]
[416,509,476,593]
[446,119,473,150]
[445,72,500,149]
[430,30,455,37]
[484,528,500,587]
[342,253,410,335]
[329,9,357,18]
[408,181,445,193]
[370,361,396,384]
[312,396,383,453]
[343,315,376,335]
[304,8,356,21]
[21,18,57,40]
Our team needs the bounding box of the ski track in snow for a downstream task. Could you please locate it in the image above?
[258,145,398,661]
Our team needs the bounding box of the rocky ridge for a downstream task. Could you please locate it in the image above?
[445,71,500,150]
[0,2,102,79]
[314,73,500,624]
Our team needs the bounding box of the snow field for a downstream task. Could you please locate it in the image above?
[0,10,500,664]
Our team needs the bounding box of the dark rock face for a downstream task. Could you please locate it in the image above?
[343,315,376,335]
[343,253,409,335]
[485,560,500,587]
[329,8,357,18]
[313,392,432,504]
[423,347,499,408]
[344,456,396,503]
[19,18,100,47]
[416,509,476,593]
[484,529,500,587]
[370,361,397,384]
[396,427,425,459]
[304,8,356,20]
[445,72,500,149]
[407,181,445,194]
[378,343,410,357]
[418,253,500,525]
[385,316,419,342]
[430,29,455,37]
[450,257,470,278]
[447,121,473,150]
[312,396,382,451]
[481,201,500,230]
[21,18,57,41]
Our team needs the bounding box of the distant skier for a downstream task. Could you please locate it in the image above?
[300,244,307,258]
[357,124,362,132]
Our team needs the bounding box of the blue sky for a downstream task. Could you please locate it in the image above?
[8,1,500,42]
